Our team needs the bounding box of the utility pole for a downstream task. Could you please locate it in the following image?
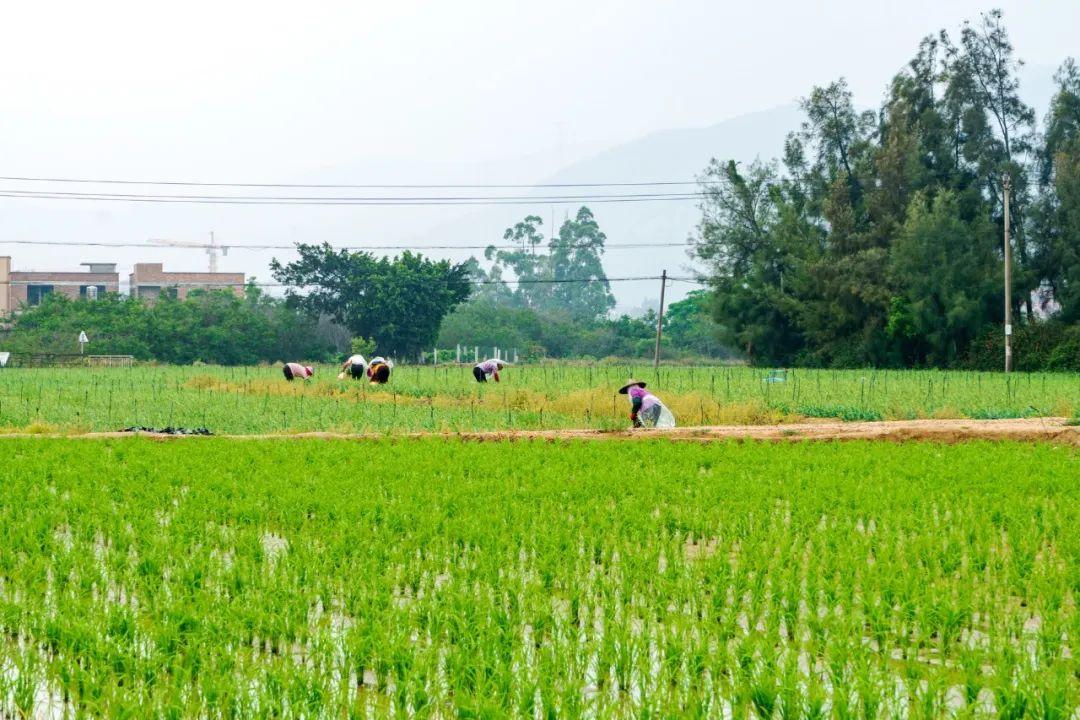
[1003,175,1013,373]
[653,270,667,370]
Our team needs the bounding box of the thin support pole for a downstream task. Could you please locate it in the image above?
[653,269,667,370]
[1004,175,1013,373]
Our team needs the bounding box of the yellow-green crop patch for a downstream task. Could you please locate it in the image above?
[0,364,1077,434]
[0,438,1076,716]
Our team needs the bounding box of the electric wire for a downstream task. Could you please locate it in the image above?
[0,239,693,252]
[0,191,704,206]
[0,175,699,189]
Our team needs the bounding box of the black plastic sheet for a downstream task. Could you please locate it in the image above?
[121,426,213,436]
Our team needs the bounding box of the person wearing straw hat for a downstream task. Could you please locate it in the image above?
[283,362,314,382]
[367,356,393,384]
[338,353,367,381]
[473,358,508,383]
[618,379,675,429]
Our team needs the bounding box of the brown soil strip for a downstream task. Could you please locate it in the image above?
[2,418,1077,444]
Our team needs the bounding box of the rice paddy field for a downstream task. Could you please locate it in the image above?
[0,364,1078,434]
[1,365,1078,716]
[0,438,1077,717]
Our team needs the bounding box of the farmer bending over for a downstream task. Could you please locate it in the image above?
[367,356,392,384]
[339,354,367,380]
[473,358,507,383]
[283,363,314,381]
[618,379,674,429]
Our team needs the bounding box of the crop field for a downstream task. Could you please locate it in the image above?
[0,438,1077,717]
[0,364,1078,434]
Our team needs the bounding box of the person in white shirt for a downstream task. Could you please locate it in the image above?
[339,354,367,380]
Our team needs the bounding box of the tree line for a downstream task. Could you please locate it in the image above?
[0,287,341,364]
[0,250,477,364]
[693,10,1080,370]
[437,207,728,361]
[437,289,727,362]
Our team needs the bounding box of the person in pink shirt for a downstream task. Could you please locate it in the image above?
[282,362,314,381]
[473,358,507,383]
[618,379,674,429]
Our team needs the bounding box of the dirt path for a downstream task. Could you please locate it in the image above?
[391,417,1080,444]
[3,417,1078,444]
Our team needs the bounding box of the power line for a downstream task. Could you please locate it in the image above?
[0,175,699,190]
[0,188,703,201]
[0,191,704,206]
[1,239,692,252]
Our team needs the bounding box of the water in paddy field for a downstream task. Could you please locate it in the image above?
[0,364,1075,434]
[1,439,1070,717]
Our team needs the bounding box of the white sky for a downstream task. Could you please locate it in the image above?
[1,0,1078,304]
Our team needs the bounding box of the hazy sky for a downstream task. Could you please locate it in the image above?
[1,0,1078,304]
[4,0,1078,172]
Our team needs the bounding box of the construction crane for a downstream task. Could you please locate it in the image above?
[147,232,228,273]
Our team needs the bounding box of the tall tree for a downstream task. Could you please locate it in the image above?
[477,208,615,321]
[1032,59,1080,320]
[693,159,805,363]
[888,191,999,365]
[460,256,514,305]
[950,10,1037,315]
[547,207,615,320]
[794,80,889,364]
[695,159,779,278]
[483,215,551,309]
[270,245,471,358]
[799,79,876,206]
[958,10,1034,168]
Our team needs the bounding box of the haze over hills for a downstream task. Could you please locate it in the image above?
[0,63,1062,314]
[416,104,804,312]
[0,104,802,311]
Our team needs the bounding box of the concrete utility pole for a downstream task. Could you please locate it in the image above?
[653,270,667,369]
[1003,175,1013,373]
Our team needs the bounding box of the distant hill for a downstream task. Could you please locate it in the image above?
[418,105,804,310]
[544,104,803,186]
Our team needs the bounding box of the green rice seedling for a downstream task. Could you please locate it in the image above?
[0,438,1077,714]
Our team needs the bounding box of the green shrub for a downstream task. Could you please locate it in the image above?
[350,337,377,358]
[965,322,1080,371]
[1045,326,1080,371]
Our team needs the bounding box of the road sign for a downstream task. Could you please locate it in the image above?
[0,352,9,367]
[78,331,89,354]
